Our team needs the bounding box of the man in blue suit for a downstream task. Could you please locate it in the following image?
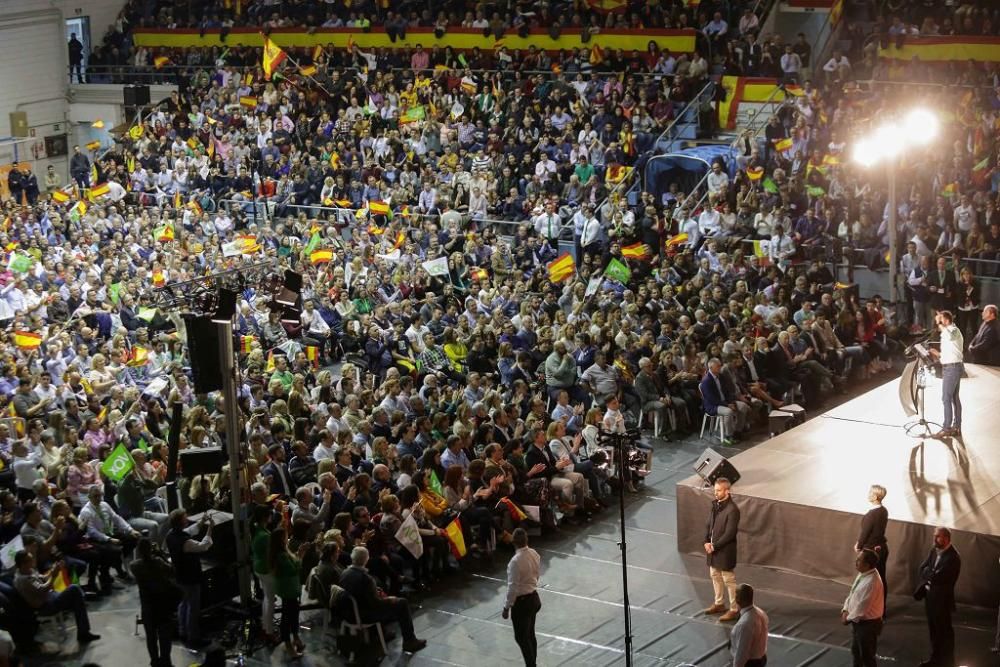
[700,358,748,445]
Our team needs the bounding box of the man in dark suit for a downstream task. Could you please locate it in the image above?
[700,358,747,444]
[703,477,741,622]
[968,304,1000,366]
[916,526,961,667]
[261,444,294,498]
[926,256,957,314]
[338,546,426,653]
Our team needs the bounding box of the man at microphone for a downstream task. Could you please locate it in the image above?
[968,304,1000,366]
[929,310,963,438]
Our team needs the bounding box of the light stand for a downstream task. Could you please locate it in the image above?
[597,426,642,667]
[903,344,941,438]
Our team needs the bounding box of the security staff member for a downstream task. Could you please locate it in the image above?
[503,528,542,666]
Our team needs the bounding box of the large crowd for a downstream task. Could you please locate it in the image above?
[0,0,999,663]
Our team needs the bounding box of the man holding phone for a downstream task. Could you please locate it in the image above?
[166,508,213,649]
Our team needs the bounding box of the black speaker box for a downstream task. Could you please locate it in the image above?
[123,85,151,107]
[179,446,225,476]
[693,447,741,486]
[184,315,223,393]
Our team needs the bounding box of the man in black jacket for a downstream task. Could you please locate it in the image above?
[916,526,961,667]
[703,477,741,622]
[968,304,1000,366]
[338,546,426,653]
[165,509,213,649]
[926,256,957,314]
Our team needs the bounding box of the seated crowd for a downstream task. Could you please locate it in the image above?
[0,1,997,663]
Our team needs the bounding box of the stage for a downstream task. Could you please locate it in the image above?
[676,363,1000,608]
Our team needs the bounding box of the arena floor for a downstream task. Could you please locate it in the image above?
[24,375,999,667]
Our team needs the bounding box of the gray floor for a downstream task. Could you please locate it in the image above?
[24,377,1000,666]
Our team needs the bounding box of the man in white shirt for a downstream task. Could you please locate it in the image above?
[930,310,964,436]
[730,583,768,666]
[780,45,802,83]
[503,528,541,667]
[769,224,796,271]
[841,549,885,667]
[533,202,562,247]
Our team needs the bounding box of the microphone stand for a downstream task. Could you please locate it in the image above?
[597,426,641,667]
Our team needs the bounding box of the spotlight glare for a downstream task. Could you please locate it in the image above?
[852,139,878,168]
[873,124,904,159]
[904,108,938,144]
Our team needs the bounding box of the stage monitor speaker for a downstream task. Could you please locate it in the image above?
[184,315,223,393]
[179,446,225,476]
[693,447,741,486]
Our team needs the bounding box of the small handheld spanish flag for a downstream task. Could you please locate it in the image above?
[240,335,256,354]
[305,346,320,369]
[239,96,258,108]
[299,64,317,77]
[51,190,70,204]
[392,231,406,250]
[547,253,575,283]
[88,182,110,200]
[85,140,101,151]
[13,331,42,351]
[621,242,652,261]
[773,137,794,153]
[369,200,390,216]
[470,267,489,282]
[747,166,764,181]
[153,56,170,69]
[310,249,333,264]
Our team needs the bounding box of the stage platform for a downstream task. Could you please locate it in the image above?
[677,363,1000,608]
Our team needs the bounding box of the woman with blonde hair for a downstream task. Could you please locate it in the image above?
[855,484,889,617]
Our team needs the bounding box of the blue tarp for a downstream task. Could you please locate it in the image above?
[643,145,738,202]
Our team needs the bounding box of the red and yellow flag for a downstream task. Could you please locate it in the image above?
[14,331,42,351]
[666,233,689,247]
[239,96,258,108]
[299,64,317,77]
[89,182,110,200]
[305,346,320,369]
[126,346,150,367]
[444,518,467,558]
[261,34,288,80]
[51,190,70,203]
[621,243,652,261]
[746,166,764,181]
[590,43,605,65]
[153,56,170,69]
[547,253,575,283]
[240,335,256,354]
[310,249,333,264]
[369,200,390,216]
[773,137,793,153]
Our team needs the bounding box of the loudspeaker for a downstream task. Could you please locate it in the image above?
[693,447,741,486]
[179,446,225,476]
[123,85,150,107]
[8,112,28,137]
[184,315,223,393]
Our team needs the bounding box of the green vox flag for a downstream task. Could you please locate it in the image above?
[100,443,135,482]
[604,258,631,284]
[428,469,444,497]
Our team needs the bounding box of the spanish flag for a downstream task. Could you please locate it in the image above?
[329,153,341,170]
[152,270,165,287]
[333,198,351,208]
[126,346,150,367]
[497,497,527,521]
[369,200,390,216]
[240,335,256,354]
[587,0,628,12]
[773,137,793,153]
[470,267,489,282]
[305,346,320,369]
[155,223,175,242]
[89,182,110,200]
[392,231,406,250]
[265,350,276,373]
[606,164,633,184]
[589,43,605,65]
[13,331,42,351]
[299,64,317,77]
[85,140,101,151]
[666,232,689,247]
[51,190,70,203]
[153,56,170,69]
[444,518,467,558]
[621,243,652,261]
[261,34,288,80]
[310,249,333,264]
[187,200,204,216]
[547,253,575,283]
[239,96,258,108]
[746,166,764,181]
[312,45,323,61]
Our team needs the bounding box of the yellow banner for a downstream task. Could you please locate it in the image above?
[133,27,696,55]
[878,37,1000,63]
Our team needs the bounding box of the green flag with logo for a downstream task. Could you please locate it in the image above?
[101,443,135,482]
[7,254,32,274]
[303,232,321,256]
[428,470,444,497]
[604,258,631,284]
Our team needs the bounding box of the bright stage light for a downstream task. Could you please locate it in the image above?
[873,124,904,159]
[903,108,939,144]
[852,138,878,167]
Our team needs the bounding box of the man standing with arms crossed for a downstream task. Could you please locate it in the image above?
[503,528,541,666]
[842,549,884,666]
[929,310,963,437]
[704,477,741,622]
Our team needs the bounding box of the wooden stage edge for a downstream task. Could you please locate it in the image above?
[675,364,1000,608]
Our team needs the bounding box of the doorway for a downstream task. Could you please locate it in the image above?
[65,16,91,83]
